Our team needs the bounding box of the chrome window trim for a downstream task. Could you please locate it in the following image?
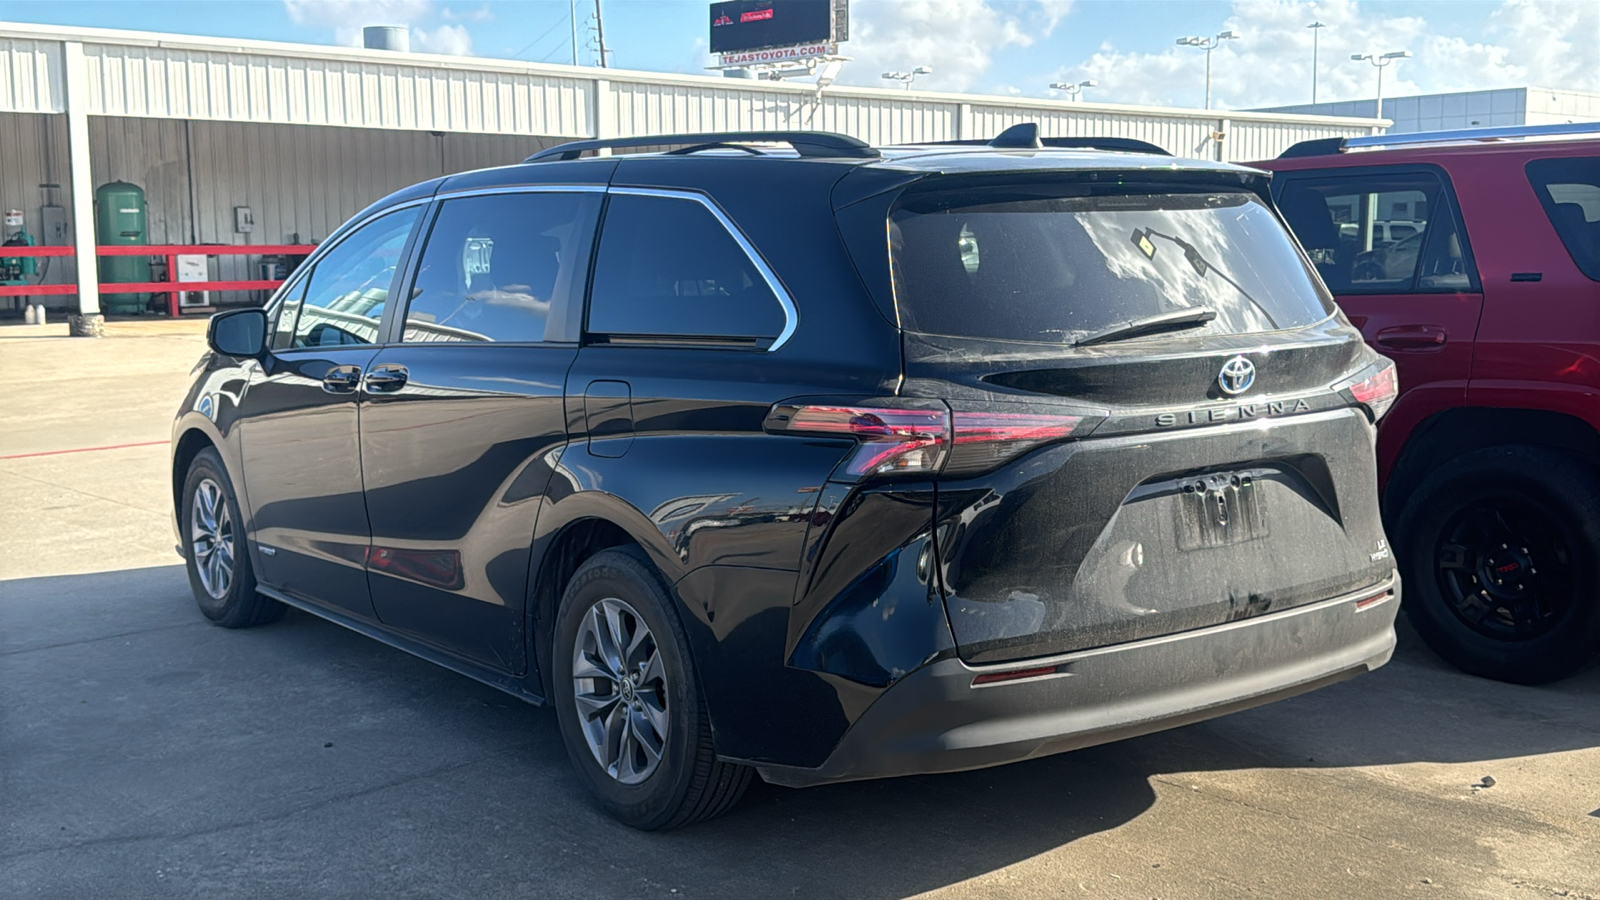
[605,186,799,352]
[433,183,608,200]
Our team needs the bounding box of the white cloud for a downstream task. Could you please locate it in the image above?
[1046,0,1597,110]
[441,5,493,23]
[284,0,433,46]
[413,24,473,55]
[836,0,1073,93]
[283,0,431,27]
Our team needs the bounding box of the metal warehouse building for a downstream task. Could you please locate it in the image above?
[0,21,1385,332]
[1257,86,1600,135]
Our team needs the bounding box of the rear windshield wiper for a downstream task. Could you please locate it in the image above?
[1138,228,1280,330]
[1074,307,1217,347]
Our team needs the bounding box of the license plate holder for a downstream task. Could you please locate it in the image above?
[1175,471,1269,550]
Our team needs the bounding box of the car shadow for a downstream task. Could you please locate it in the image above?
[1,565,1595,899]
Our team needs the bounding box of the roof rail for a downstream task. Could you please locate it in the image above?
[526,131,879,162]
[1279,121,1600,158]
[909,124,1170,156]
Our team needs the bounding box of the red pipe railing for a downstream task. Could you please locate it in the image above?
[0,244,318,315]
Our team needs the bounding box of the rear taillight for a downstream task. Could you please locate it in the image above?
[768,402,1088,480]
[945,411,1086,476]
[773,405,950,477]
[1342,361,1399,422]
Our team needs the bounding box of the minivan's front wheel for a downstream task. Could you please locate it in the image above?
[182,448,285,628]
[553,549,751,829]
[1397,446,1600,684]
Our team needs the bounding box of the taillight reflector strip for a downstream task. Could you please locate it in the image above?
[971,664,1061,686]
[1355,590,1393,611]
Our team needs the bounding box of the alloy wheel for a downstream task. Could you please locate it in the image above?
[190,477,236,600]
[1435,498,1575,641]
[571,597,670,785]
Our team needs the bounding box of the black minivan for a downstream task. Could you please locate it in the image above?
[174,125,1400,829]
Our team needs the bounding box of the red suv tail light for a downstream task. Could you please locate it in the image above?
[1340,360,1399,422]
[768,402,1088,479]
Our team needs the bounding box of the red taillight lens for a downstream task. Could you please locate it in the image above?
[945,411,1085,476]
[1346,361,1399,422]
[769,402,1089,480]
[778,405,950,477]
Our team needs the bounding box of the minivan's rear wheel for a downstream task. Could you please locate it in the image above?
[552,548,751,829]
[182,448,285,628]
[1396,446,1600,684]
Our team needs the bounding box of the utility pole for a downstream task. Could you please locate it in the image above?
[1307,21,1326,104]
[594,0,609,68]
[570,0,578,66]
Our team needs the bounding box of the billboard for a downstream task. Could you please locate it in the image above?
[709,0,848,55]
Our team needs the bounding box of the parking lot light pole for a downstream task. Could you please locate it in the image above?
[881,66,932,90]
[1049,79,1098,101]
[1307,21,1326,103]
[1351,50,1410,119]
[1176,30,1239,110]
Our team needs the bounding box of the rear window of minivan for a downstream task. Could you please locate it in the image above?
[889,186,1335,344]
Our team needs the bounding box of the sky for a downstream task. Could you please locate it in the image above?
[6,0,1597,110]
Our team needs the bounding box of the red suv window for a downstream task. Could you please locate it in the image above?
[1275,170,1475,295]
[1526,157,1600,282]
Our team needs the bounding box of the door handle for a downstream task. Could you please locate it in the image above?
[363,364,410,393]
[1376,325,1448,350]
[321,364,362,394]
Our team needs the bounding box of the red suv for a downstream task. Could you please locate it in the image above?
[1256,124,1600,684]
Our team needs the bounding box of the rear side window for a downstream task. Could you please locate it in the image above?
[890,188,1334,344]
[1526,157,1600,281]
[402,191,600,343]
[1275,171,1474,295]
[1273,169,1472,293]
[587,192,785,344]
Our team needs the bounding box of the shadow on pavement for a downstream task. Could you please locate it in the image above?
[1,564,1595,898]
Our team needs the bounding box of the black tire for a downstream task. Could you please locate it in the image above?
[551,548,751,830]
[1395,445,1600,684]
[181,448,285,629]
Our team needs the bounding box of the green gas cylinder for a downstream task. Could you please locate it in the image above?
[95,181,151,314]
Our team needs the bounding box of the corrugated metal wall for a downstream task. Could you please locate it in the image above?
[2,111,554,308]
[84,43,592,137]
[0,38,61,114]
[607,81,960,146]
[601,84,1370,162]
[0,112,74,297]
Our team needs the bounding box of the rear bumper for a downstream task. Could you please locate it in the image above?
[754,574,1398,787]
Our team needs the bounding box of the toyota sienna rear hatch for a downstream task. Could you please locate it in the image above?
[860,166,1398,665]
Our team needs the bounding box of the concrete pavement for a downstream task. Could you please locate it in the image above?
[1,321,1596,899]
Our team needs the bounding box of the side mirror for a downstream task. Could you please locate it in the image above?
[208,308,268,359]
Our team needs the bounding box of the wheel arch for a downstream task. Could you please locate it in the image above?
[1385,406,1600,519]
[171,426,220,521]
[526,510,673,695]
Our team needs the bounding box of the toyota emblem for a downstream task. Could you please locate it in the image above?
[1218,356,1256,395]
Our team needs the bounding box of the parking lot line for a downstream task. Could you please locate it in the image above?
[0,439,168,461]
